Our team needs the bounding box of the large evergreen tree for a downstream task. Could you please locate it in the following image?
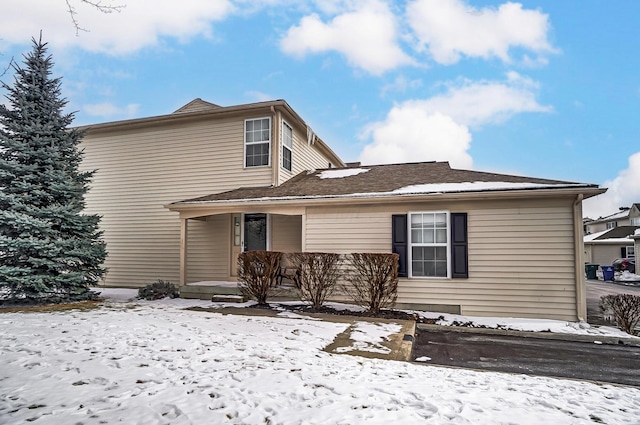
[0,37,106,303]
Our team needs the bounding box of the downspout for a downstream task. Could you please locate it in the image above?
[573,194,586,321]
[271,106,280,187]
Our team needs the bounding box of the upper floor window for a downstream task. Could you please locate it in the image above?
[282,121,293,172]
[606,221,617,229]
[631,217,640,226]
[245,118,271,167]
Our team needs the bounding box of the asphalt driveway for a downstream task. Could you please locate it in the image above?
[412,280,640,386]
[412,329,640,386]
[586,279,640,325]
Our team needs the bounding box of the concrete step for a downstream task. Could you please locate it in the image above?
[212,294,246,303]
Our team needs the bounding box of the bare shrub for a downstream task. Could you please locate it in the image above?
[237,251,283,305]
[600,294,640,335]
[344,253,399,314]
[137,280,179,300]
[288,252,342,310]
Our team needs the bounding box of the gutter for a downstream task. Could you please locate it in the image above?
[166,186,605,211]
[574,194,586,322]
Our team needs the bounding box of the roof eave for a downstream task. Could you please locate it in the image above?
[78,100,290,134]
[166,185,605,215]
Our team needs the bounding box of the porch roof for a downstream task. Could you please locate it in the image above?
[168,161,603,207]
[584,226,639,244]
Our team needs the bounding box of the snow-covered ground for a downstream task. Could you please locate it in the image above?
[1,289,639,425]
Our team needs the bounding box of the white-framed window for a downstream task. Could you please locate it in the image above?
[606,221,617,229]
[626,246,635,258]
[631,217,640,226]
[282,121,293,172]
[409,211,450,278]
[245,117,271,167]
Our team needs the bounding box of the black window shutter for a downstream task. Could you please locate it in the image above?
[451,213,468,278]
[392,214,408,277]
[621,247,626,258]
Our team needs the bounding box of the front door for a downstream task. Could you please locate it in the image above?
[244,213,267,251]
[230,213,268,277]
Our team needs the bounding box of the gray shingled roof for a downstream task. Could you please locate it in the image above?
[171,162,596,205]
[592,226,640,240]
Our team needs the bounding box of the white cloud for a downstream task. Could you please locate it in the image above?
[83,102,140,118]
[245,91,272,102]
[359,109,472,168]
[404,73,551,127]
[280,0,414,75]
[583,152,640,219]
[358,73,550,167]
[407,0,557,65]
[380,76,423,96]
[0,0,233,54]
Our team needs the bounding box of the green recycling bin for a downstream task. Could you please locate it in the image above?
[585,264,598,280]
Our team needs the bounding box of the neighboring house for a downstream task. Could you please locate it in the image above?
[585,204,640,234]
[632,230,640,263]
[81,98,605,322]
[584,226,638,266]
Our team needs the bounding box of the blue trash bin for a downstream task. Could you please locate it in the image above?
[601,265,615,281]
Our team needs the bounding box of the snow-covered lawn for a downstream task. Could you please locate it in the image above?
[1,290,639,425]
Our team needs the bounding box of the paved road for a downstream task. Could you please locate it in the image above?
[412,330,640,386]
[587,279,640,325]
[411,281,640,386]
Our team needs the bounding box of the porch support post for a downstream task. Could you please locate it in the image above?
[180,217,188,287]
[301,211,306,252]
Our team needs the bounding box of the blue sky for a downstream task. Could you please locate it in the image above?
[1,0,639,219]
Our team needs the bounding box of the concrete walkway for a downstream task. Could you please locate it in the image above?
[189,306,415,362]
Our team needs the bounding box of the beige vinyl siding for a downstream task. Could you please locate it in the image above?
[271,215,302,253]
[305,198,580,321]
[306,209,390,253]
[587,244,628,266]
[80,117,273,287]
[278,120,335,185]
[186,215,230,282]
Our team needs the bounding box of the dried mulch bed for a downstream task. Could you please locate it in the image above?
[251,303,442,324]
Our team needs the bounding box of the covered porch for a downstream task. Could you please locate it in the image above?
[167,203,307,298]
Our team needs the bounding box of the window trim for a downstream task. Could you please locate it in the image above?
[281,120,293,172]
[244,117,271,168]
[625,246,635,258]
[408,211,451,279]
[606,221,617,229]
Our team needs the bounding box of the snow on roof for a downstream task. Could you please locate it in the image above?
[391,181,567,195]
[592,208,630,223]
[584,229,610,242]
[584,228,636,244]
[318,168,369,179]
[174,181,595,205]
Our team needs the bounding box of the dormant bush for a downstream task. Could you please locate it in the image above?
[288,252,341,310]
[237,251,283,305]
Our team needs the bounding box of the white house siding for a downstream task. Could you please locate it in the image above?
[305,198,579,321]
[587,244,629,267]
[186,215,230,283]
[277,120,335,185]
[271,215,302,253]
[80,118,273,287]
